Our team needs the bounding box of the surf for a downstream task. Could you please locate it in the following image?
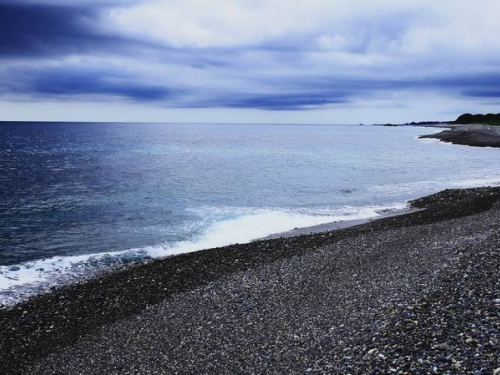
[0,203,407,306]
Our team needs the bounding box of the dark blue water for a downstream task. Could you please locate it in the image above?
[2,122,500,304]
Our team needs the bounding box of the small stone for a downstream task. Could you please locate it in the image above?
[466,338,475,344]
[435,343,450,351]
[367,348,378,355]
[437,354,451,363]
[493,368,500,375]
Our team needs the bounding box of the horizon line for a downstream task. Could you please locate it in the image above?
[0,120,368,126]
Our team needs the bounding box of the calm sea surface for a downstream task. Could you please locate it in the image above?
[2,122,500,303]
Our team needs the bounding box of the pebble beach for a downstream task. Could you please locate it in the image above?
[1,186,500,374]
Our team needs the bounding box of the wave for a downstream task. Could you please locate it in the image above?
[0,203,407,306]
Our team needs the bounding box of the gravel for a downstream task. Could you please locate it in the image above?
[1,187,500,374]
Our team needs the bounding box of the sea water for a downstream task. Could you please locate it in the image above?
[2,122,500,304]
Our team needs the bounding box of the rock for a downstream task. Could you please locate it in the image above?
[493,368,500,375]
[437,354,451,363]
[435,343,450,351]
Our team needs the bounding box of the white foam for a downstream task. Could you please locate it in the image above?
[144,204,407,258]
[0,203,407,306]
[0,249,151,305]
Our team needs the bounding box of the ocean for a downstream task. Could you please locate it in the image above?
[2,122,500,305]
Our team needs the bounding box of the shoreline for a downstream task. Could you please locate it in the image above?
[2,186,500,373]
[260,205,417,240]
[419,124,500,148]
[0,203,413,307]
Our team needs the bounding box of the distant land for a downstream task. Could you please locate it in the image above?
[378,112,500,127]
[376,112,500,148]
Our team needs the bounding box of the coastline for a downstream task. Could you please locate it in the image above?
[2,186,500,373]
[260,205,417,240]
[419,124,500,148]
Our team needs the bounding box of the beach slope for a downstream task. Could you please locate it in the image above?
[1,187,500,374]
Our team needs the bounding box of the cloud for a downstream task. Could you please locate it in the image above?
[0,0,136,6]
[103,0,424,50]
[1,0,500,120]
[0,2,113,57]
[429,73,500,100]
[30,68,175,101]
[0,64,179,102]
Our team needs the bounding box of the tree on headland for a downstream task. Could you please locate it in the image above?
[455,113,500,125]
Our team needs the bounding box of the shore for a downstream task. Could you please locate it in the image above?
[1,186,500,374]
[420,124,500,148]
[260,206,417,240]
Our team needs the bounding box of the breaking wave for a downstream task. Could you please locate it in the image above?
[0,203,407,306]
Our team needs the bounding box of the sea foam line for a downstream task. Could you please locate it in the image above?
[0,203,407,306]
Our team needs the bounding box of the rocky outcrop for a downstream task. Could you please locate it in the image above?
[420,126,500,148]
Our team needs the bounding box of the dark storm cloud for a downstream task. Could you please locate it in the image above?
[2,66,176,101]
[0,1,138,58]
[428,73,500,99]
[212,92,349,111]
[0,3,97,56]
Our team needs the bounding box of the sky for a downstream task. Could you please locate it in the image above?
[0,0,499,124]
